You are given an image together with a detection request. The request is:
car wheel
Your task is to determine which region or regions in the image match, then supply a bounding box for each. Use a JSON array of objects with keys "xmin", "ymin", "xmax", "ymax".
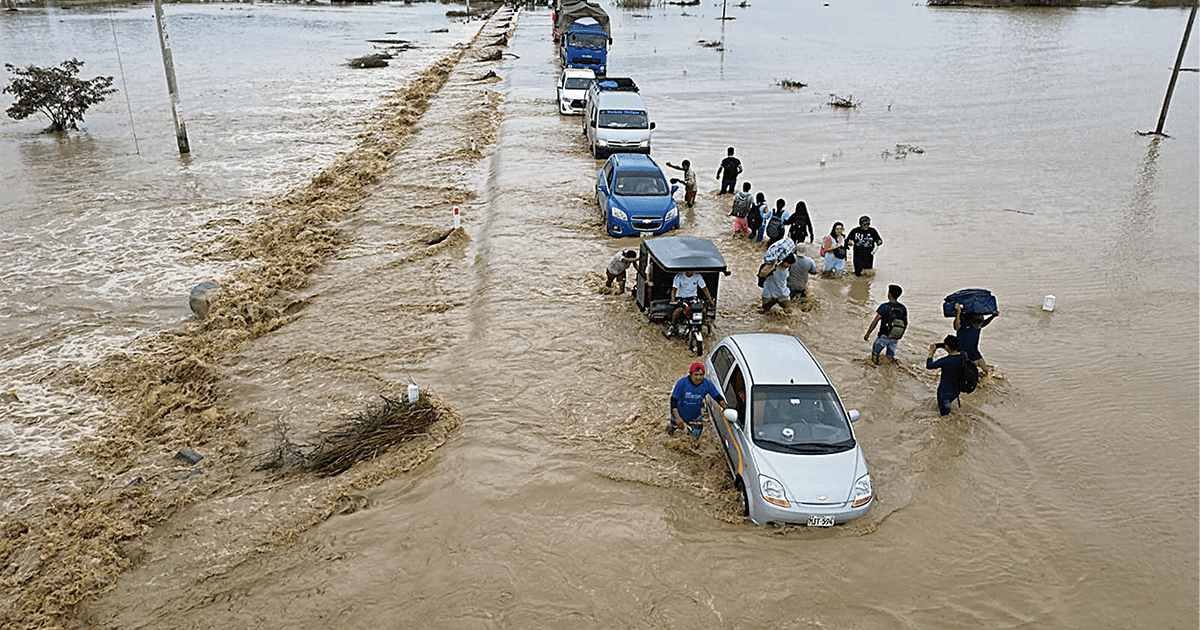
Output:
[{"xmin": 735, "ymin": 479, "xmax": 750, "ymax": 518}]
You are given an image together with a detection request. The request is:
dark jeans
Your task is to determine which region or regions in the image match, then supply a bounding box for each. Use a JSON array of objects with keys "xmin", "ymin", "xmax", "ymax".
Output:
[
  {"xmin": 720, "ymin": 178, "xmax": 738, "ymax": 195},
  {"xmin": 853, "ymin": 247, "xmax": 875, "ymax": 276}
]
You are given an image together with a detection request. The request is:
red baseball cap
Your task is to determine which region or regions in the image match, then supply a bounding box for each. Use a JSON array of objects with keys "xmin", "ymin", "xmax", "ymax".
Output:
[{"xmin": 690, "ymin": 362, "xmax": 705, "ymax": 374}]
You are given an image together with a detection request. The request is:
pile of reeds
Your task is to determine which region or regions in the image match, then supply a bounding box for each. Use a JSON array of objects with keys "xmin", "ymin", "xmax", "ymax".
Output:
[
  {"xmin": 828, "ymin": 93, "xmax": 861, "ymax": 108},
  {"xmin": 254, "ymin": 392, "xmax": 445, "ymax": 477}
]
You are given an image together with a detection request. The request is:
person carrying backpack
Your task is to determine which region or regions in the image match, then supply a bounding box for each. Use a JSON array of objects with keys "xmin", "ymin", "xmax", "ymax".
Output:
[
  {"xmin": 926, "ymin": 334, "xmax": 976, "ymax": 416},
  {"xmin": 747, "ymin": 192, "xmax": 767, "ymax": 242},
  {"xmin": 863, "ymin": 284, "xmax": 908, "ymax": 364},
  {"xmin": 765, "ymin": 198, "xmax": 787, "ymax": 245},
  {"xmin": 729, "ymin": 182, "xmax": 753, "ymax": 236}
]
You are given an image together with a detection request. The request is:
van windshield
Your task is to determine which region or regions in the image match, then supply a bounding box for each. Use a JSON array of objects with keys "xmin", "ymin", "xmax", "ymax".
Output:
[
  {"xmin": 566, "ymin": 32, "xmax": 607, "ymax": 50},
  {"xmin": 613, "ymin": 172, "xmax": 668, "ymax": 196},
  {"xmin": 750, "ymin": 385, "xmax": 854, "ymax": 454},
  {"xmin": 598, "ymin": 110, "xmax": 648, "ymax": 129}
]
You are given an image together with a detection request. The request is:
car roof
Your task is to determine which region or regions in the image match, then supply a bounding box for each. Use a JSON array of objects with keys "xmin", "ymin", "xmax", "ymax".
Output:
[
  {"xmin": 611, "ymin": 153, "xmax": 660, "ymax": 171},
  {"xmin": 594, "ymin": 92, "xmax": 645, "ymax": 109},
  {"xmin": 562, "ymin": 67, "xmax": 595, "ymax": 78},
  {"xmin": 641, "ymin": 236, "xmax": 727, "ymax": 272},
  {"xmin": 724, "ymin": 333, "xmax": 830, "ymax": 386}
]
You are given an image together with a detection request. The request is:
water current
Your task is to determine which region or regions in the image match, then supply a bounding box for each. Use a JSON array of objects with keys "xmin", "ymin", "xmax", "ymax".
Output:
[{"xmin": 1, "ymin": 1, "xmax": 1197, "ymax": 628}]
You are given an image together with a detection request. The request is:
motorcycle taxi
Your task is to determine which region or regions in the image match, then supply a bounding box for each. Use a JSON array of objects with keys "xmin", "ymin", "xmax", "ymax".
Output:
[{"xmin": 634, "ymin": 236, "xmax": 730, "ymax": 356}]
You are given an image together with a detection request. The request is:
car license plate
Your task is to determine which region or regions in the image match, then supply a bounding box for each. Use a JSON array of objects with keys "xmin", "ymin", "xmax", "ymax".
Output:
[
  {"xmin": 807, "ymin": 515, "xmax": 834, "ymax": 527},
  {"xmin": 639, "ymin": 231, "xmax": 654, "ymax": 237}
]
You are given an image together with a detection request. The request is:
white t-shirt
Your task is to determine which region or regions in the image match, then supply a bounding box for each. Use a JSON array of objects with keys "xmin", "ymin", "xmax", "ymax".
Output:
[{"xmin": 672, "ymin": 272, "xmax": 706, "ymax": 298}]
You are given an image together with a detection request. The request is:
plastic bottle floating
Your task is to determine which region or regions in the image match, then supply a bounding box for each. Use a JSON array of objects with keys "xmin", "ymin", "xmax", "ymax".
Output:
[{"xmin": 1042, "ymin": 295, "xmax": 1055, "ymax": 312}]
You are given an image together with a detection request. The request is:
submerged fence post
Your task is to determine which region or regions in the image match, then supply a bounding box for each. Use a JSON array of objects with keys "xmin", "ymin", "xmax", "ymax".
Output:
[
  {"xmin": 1154, "ymin": 2, "xmax": 1197, "ymax": 136},
  {"xmin": 154, "ymin": 0, "xmax": 190, "ymax": 154}
]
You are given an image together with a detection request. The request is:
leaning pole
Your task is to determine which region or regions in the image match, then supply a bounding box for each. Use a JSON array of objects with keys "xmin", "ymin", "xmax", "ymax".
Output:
[
  {"xmin": 154, "ymin": 0, "xmax": 190, "ymax": 154},
  {"xmin": 1154, "ymin": 2, "xmax": 1197, "ymax": 136}
]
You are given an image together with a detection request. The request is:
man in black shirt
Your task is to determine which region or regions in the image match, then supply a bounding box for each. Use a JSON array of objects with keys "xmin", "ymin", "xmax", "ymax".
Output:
[
  {"xmin": 846, "ymin": 215, "xmax": 884, "ymax": 277},
  {"xmin": 715, "ymin": 146, "xmax": 743, "ymax": 195}
]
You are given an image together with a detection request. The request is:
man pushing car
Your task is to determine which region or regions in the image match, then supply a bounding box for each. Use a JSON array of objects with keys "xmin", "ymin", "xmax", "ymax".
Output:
[{"xmin": 668, "ymin": 362, "xmax": 729, "ymax": 439}]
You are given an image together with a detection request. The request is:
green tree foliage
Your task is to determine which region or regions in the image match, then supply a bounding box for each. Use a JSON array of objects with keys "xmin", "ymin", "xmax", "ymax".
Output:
[{"xmin": 3, "ymin": 58, "xmax": 117, "ymax": 132}]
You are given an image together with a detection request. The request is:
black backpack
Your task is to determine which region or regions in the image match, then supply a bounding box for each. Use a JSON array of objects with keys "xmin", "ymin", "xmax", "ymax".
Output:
[
  {"xmin": 957, "ymin": 356, "xmax": 979, "ymax": 394},
  {"xmin": 765, "ymin": 214, "xmax": 783, "ymax": 240},
  {"xmin": 746, "ymin": 206, "xmax": 763, "ymax": 231},
  {"xmin": 882, "ymin": 305, "xmax": 906, "ymax": 340}
]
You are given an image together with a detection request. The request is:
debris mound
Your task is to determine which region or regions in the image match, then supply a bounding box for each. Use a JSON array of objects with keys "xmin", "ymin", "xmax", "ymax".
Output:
[
  {"xmin": 349, "ymin": 53, "xmax": 391, "ymax": 68},
  {"xmin": 255, "ymin": 392, "xmax": 451, "ymax": 477},
  {"xmin": 828, "ymin": 93, "xmax": 861, "ymax": 108}
]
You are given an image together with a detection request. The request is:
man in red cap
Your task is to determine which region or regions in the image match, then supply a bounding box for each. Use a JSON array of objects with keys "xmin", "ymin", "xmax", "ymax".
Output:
[{"xmin": 668, "ymin": 362, "xmax": 729, "ymax": 438}]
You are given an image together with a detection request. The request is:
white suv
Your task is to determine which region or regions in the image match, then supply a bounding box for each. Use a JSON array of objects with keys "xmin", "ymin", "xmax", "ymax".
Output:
[{"xmin": 557, "ymin": 67, "xmax": 595, "ymax": 115}]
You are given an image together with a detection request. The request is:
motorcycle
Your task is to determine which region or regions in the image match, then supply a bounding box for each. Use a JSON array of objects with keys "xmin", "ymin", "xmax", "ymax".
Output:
[{"xmin": 665, "ymin": 297, "xmax": 712, "ymax": 356}]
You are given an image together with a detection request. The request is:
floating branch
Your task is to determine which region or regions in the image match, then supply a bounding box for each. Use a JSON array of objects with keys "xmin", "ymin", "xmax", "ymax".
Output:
[
  {"xmin": 697, "ymin": 39, "xmax": 725, "ymax": 50},
  {"xmin": 777, "ymin": 79, "xmax": 807, "ymax": 90}
]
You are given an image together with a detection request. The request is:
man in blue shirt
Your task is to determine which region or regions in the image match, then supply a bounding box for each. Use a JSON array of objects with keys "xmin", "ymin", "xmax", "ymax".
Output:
[
  {"xmin": 669, "ymin": 362, "xmax": 729, "ymax": 438},
  {"xmin": 863, "ymin": 284, "xmax": 908, "ymax": 365},
  {"xmin": 926, "ymin": 335, "xmax": 966, "ymax": 416},
  {"xmin": 953, "ymin": 302, "xmax": 999, "ymax": 375}
]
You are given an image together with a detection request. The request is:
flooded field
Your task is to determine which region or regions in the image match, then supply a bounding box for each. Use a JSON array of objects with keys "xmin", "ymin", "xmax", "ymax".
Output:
[{"xmin": 1, "ymin": 1, "xmax": 1197, "ymax": 628}]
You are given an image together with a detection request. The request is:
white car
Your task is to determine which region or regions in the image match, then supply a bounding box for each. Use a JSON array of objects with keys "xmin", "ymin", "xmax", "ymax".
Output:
[
  {"xmin": 704, "ymin": 334, "xmax": 873, "ymax": 526},
  {"xmin": 556, "ymin": 67, "xmax": 595, "ymax": 115}
]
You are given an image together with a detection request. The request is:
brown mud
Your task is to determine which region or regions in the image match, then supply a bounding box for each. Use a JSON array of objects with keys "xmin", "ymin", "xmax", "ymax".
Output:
[{"xmin": 0, "ymin": 8, "xmax": 514, "ymax": 629}]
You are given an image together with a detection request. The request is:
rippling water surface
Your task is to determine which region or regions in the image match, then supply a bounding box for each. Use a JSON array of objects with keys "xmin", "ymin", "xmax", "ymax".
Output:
[{"xmin": 2, "ymin": 1, "xmax": 1197, "ymax": 628}]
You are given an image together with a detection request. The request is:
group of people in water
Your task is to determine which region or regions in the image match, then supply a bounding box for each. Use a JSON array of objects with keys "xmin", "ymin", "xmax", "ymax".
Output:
[{"xmin": 605, "ymin": 148, "xmax": 1000, "ymax": 418}]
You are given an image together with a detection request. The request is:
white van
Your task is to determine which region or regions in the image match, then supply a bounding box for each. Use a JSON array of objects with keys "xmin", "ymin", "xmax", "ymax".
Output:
[{"xmin": 582, "ymin": 78, "xmax": 654, "ymax": 159}]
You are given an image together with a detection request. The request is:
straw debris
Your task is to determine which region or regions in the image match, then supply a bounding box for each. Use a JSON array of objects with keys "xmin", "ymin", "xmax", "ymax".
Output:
[{"xmin": 254, "ymin": 392, "xmax": 451, "ymax": 477}]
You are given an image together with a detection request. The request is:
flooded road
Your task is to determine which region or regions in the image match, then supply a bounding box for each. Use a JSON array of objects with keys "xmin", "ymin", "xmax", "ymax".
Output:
[{"xmin": 2, "ymin": 1, "xmax": 1197, "ymax": 628}]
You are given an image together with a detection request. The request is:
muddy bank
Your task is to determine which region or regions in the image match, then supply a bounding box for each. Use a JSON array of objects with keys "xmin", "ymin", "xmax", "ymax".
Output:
[{"xmin": 0, "ymin": 8, "xmax": 516, "ymax": 629}]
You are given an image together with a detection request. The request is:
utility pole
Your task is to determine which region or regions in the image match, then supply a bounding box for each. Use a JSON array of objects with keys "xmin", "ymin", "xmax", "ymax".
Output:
[
  {"xmin": 1153, "ymin": 2, "xmax": 1197, "ymax": 136},
  {"xmin": 154, "ymin": 0, "xmax": 190, "ymax": 154}
]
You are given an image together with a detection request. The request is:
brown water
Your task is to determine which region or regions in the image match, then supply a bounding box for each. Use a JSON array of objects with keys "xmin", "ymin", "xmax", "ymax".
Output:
[{"xmin": 2, "ymin": 2, "xmax": 1197, "ymax": 629}]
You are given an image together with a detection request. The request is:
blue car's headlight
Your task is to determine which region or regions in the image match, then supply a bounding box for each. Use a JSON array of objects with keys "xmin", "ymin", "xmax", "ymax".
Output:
[
  {"xmin": 610, "ymin": 207, "xmax": 628, "ymax": 222},
  {"xmin": 759, "ymin": 475, "xmax": 790, "ymax": 508},
  {"xmin": 665, "ymin": 207, "xmax": 678, "ymax": 221},
  {"xmin": 852, "ymin": 473, "xmax": 873, "ymax": 508}
]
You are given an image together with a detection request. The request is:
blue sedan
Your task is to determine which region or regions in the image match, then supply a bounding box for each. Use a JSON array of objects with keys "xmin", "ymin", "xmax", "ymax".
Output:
[{"xmin": 595, "ymin": 153, "xmax": 680, "ymax": 237}]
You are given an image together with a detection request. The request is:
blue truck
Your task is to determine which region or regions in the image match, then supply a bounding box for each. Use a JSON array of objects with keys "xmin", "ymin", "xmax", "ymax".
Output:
[{"xmin": 554, "ymin": 0, "xmax": 611, "ymax": 76}]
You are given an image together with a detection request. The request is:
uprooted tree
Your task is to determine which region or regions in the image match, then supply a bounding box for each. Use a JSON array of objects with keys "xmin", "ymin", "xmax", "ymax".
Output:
[{"xmin": 3, "ymin": 58, "xmax": 116, "ymax": 132}]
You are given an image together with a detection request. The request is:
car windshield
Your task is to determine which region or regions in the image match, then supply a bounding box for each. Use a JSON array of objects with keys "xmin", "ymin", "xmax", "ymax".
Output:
[
  {"xmin": 598, "ymin": 110, "xmax": 648, "ymax": 129},
  {"xmin": 563, "ymin": 77, "xmax": 592, "ymax": 90},
  {"xmin": 750, "ymin": 385, "xmax": 854, "ymax": 454},
  {"xmin": 566, "ymin": 32, "xmax": 606, "ymax": 50},
  {"xmin": 613, "ymin": 172, "xmax": 668, "ymax": 196}
]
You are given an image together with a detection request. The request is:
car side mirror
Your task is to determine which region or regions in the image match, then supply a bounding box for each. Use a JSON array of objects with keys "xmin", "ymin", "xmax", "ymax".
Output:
[
  {"xmin": 597, "ymin": 182, "xmax": 608, "ymax": 194},
  {"xmin": 649, "ymin": 121, "xmax": 656, "ymax": 130},
  {"xmin": 847, "ymin": 409, "xmax": 860, "ymax": 423},
  {"xmin": 670, "ymin": 184, "xmax": 679, "ymax": 196},
  {"xmin": 723, "ymin": 408, "xmax": 739, "ymax": 423},
  {"xmin": 590, "ymin": 118, "xmax": 597, "ymax": 128}
]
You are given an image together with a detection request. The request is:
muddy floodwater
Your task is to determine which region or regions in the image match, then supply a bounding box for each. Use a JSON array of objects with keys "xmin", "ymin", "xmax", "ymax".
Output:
[{"xmin": 1, "ymin": 1, "xmax": 1197, "ymax": 628}]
